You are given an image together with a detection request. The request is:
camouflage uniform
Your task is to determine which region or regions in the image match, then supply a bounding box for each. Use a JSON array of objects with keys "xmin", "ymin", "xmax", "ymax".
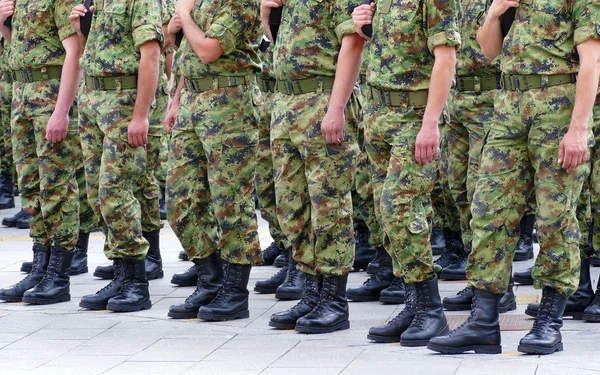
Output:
[
  {"xmin": 445, "ymin": 0, "xmax": 500, "ymax": 251},
  {"xmin": 166, "ymin": 0, "xmax": 263, "ymax": 264},
  {"xmin": 9, "ymin": 0, "xmax": 81, "ymax": 249},
  {"xmin": 363, "ymin": 0, "xmax": 460, "ymax": 284},
  {"xmin": 433, "ymin": 126, "xmax": 461, "ymax": 233},
  {"xmin": 270, "ymin": 0, "xmax": 360, "ymax": 277},
  {"xmin": 78, "ymin": 0, "xmax": 163, "ymax": 259},
  {"xmin": 255, "ymin": 45, "xmax": 290, "ymax": 252},
  {"xmin": 466, "ymin": 0, "xmax": 600, "ymax": 295},
  {"xmin": 0, "ymin": 38, "xmax": 14, "ymax": 185},
  {"xmin": 593, "ymin": 97, "xmax": 600, "ymax": 253}
]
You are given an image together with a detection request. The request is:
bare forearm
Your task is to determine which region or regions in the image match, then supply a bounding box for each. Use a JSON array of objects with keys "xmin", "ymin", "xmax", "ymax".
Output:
[
  {"xmin": 0, "ymin": 26, "xmax": 11, "ymax": 43},
  {"xmin": 328, "ymin": 34, "xmax": 364, "ymax": 112},
  {"xmin": 54, "ymin": 51, "xmax": 82, "ymax": 116},
  {"xmin": 423, "ymin": 49, "xmax": 455, "ymax": 124},
  {"xmin": 179, "ymin": 13, "xmax": 222, "ymax": 63},
  {"xmin": 570, "ymin": 58, "xmax": 600, "ymax": 130},
  {"xmin": 172, "ymin": 75, "xmax": 184, "ymax": 105},
  {"xmin": 133, "ymin": 43, "xmax": 160, "ymax": 120},
  {"xmin": 477, "ymin": 15, "xmax": 503, "ymax": 62}
]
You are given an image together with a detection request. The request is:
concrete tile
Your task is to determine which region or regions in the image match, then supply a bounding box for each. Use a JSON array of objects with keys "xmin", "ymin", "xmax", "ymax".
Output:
[
  {"xmin": 270, "ymin": 344, "xmax": 364, "ymax": 368},
  {"xmin": 262, "ymin": 369, "xmax": 343, "ymax": 375},
  {"xmin": 182, "ymin": 360, "xmax": 265, "ymax": 374},
  {"xmin": 129, "ymin": 338, "xmax": 229, "ymax": 362},
  {"xmin": 103, "ymin": 361, "xmax": 196, "ymax": 374},
  {"xmin": 28, "ymin": 355, "xmax": 128, "ymax": 375}
]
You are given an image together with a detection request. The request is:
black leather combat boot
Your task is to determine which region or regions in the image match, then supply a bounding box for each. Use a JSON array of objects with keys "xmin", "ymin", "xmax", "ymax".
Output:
[
  {"xmin": 20, "ymin": 261, "xmax": 33, "ymax": 273},
  {"xmin": 106, "ymin": 258, "xmax": 152, "ymax": 312},
  {"xmin": 400, "ymin": 275, "xmax": 449, "ymax": 347},
  {"xmin": 353, "ymin": 221, "xmax": 375, "ymax": 272},
  {"xmin": 179, "ymin": 250, "xmax": 189, "ymax": 261},
  {"xmin": 367, "ymin": 285, "xmax": 416, "ymax": 342},
  {"xmin": 70, "ymin": 232, "xmax": 90, "ymax": 275},
  {"xmin": 23, "ymin": 246, "xmax": 75, "ymax": 304},
  {"xmin": 444, "ymin": 284, "xmax": 516, "ymax": 314},
  {"xmin": 347, "ymin": 250, "xmax": 394, "ymax": 301},
  {"xmin": 0, "ymin": 174, "xmax": 15, "ymax": 209},
  {"xmin": 254, "ymin": 251, "xmax": 289, "ymax": 294},
  {"xmin": 159, "ymin": 186, "xmax": 167, "ymax": 220},
  {"xmin": 379, "ymin": 277, "xmax": 406, "ymax": 304},
  {"xmin": 440, "ymin": 251, "xmax": 468, "ymax": 280},
  {"xmin": 80, "ymin": 259, "xmax": 125, "ymax": 310},
  {"xmin": 276, "ymin": 251, "xmax": 305, "ymax": 300},
  {"xmin": 518, "ymin": 287, "xmax": 568, "ymax": 354},
  {"xmin": 366, "ymin": 246, "xmax": 386, "ymax": 275},
  {"xmin": 0, "ymin": 244, "xmax": 50, "ymax": 302},
  {"xmin": 525, "ymin": 257, "xmax": 593, "ymax": 320},
  {"xmin": 2, "ymin": 208, "xmax": 28, "ymax": 228},
  {"xmin": 428, "ymin": 288, "xmax": 502, "ymax": 354},
  {"xmin": 514, "ymin": 266, "xmax": 534, "ymax": 285},
  {"xmin": 514, "ymin": 214, "xmax": 535, "ymax": 261},
  {"xmin": 143, "ymin": 230, "xmax": 163, "ymax": 280},
  {"xmin": 273, "ymin": 252, "xmax": 286, "ymax": 268},
  {"xmin": 295, "ymin": 274, "xmax": 350, "ymax": 334},
  {"xmin": 171, "ymin": 265, "xmax": 199, "ymax": 287},
  {"xmin": 270, "ymin": 273, "xmax": 322, "ymax": 329},
  {"xmin": 169, "ymin": 253, "xmax": 224, "ymax": 319},
  {"xmin": 434, "ymin": 229, "xmax": 464, "ymax": 269},
  {"xmin": 197, "ymin": 262, "xmax": 252, "ymax": 321},
  {"xmin": 430, "ymin": 226, "xmax": 446, "ymax": 256},
  {"xmin": 262, "ymin": 242, "xmax": 283, "ymax": 266}
]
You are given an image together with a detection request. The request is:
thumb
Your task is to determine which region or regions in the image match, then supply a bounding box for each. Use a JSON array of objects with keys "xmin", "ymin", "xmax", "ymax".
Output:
[{"xmin": 558, "ymin": 139, "xmax": 564, "ymax": 163}]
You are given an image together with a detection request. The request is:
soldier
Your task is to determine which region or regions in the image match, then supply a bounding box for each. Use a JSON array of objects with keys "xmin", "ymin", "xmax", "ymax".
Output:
[
  {"xmin": 0, "ymin": 0, "xmax": 82, "ymax": 305},
  {"xmin": 262, "ymin": 0, "xmax": 363, "ymax": 333},
  {"xmin": 352, "ymin": 0, "xmax": 460, "ymax": 345},
  {"xmin": 69, "ymin": 0, "xmax": 163, "ymax": 312},
  {"xmin": 165, "ymin": 0, "xmax": 263, "ymax": 321},
  {"xmin": 253, "ymin": 37, "xmax": 305, "ymax": 300},
  {"xmin": 428, "ymin": 0, "xmax": 600, "ymax": 355}
]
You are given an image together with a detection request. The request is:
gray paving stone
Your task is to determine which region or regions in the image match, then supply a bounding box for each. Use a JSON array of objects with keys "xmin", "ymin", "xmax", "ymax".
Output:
[{"xmin": 103, "ymin": 361, "xmax": 196, "ymax": 374}]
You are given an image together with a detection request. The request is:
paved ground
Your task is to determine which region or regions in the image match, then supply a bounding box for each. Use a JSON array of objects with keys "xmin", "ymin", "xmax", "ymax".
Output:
[{"xmin": 1, "ymin": 201, "xmax": 600, "ymax": 375}]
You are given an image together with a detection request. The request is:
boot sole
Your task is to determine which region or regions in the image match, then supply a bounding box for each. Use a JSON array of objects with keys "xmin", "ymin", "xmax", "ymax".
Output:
[
  {"xmin": 427, "ymin": 342, "xmax": 502, "ymax": 354},
  {"xmin": 168, "ymin": 310, "xmax": 199, "ymax": 319},
  {"xmin": 19, "ymin": 267, "xmax": 32, "ymax": 274},
  {"xmin": 379, "ymin": 296, "xmax": 406, "ymax": 304},
  {"xmin": 254, "ymin": 286, "xmax": 279, "ymax": 294},
  {"xmin": 23, "ymin": 294, "xmax": 70, "ymax": 305},
  {"xmin": 513, "ymin": 276, "xmax": 534, "ymax": 285},
  {"xmin": 347, "ymin": 294, "xmax": 381, "ymax": 302},
  {"xmin": 366, "ymin": 266, "xmax": 379, "ymax": 275},
  {"xmin": 79, "ymin": 301, "xmax": 108, "ymax": 310},
  {"xmin": 197, "ymin": 309, "xmax": 250, "ymax": 321},
  {"xmin": 295, "ymin": 320, "xmax": 350, "ymax": 334},
  {"xmin": 401, "ymin": 325, "xmax": 449, "ymax": 347},
  {"xmin": 93, "ymin": 270, "xmax": 114, "ymax": 280},
  {"xmin": 517, "ymin": 342, "xmax": 563, "ymax": 354},
  {"xmin": 0, "ymin": 203, "xmax": 15, "ymax": 209},
  {"xmin": 438, "ymin": 273, "xmax": 467, "ymax": 281},
  {"xmin": 179, "ymin": 253, "xmax": 189, "ymax": 261},
  {"xmin": 499, "ymin": 301, "xmax": 517, "ymax": 314},
  {"xmin": 525, "ymin": 308, "xmax": 584, "ymax": 320},
  {"xmin": 275, "ymin": 291, "xmax": 303, "ymax": 300},
  {"xmin": 442, "ymin": 302, "xmax": 471, "ymax": 311},
  {"xmin": 2, "ymin": 222, "xmax": 16, "ymax": 227},
  {"xmin": 0, "ymin": 295, "xmax": 23, "ymax": 302},
  {"xmin": 582, "ymin": 313, "xmax": 600, "ymax": 322},
  {"xmin": 70, "ymin": 267, "xmax": 89, "ymax": 276},
  {"xmin": 513, "ymin": 253, "xmax": 534, "ymax": 261},
  {"xmin": 147, "ymin": 271, "xmax": 164, "ymax": 280},
  {"xmin": 171, "ymin": 279, "xmax": 198, "ymax": 287},
  {"xmin": 273, "ymin": 260, "xmax": 286, "ymax": 268},
  {"xmin": 107, "ymin": 300, "xmax": 152, "ymax": 312},
  {"xmin": 367, "ymin": 334, "xmax": 400, "ymax": 343},
  {"xmin": 269, "ymin": 320, "xmax": 296, "ymax": 330},
  {"xmin": 16, "ymin": 222, "xmax": 30, "ymax": 229}
]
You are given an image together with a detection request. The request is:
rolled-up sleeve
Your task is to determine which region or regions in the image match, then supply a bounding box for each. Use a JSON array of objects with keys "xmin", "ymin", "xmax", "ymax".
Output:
[
  {"xmin": 132, "ymin": 0, "xmax": 164, "ymax": 49},
  {"xmin": 425, "ymin": 0, "xmax": 461, "ymax": 54}
]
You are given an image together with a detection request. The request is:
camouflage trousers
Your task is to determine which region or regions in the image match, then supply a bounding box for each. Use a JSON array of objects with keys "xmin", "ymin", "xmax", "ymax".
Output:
[
  {"xmin": 352, "ymin": 124, "xmax": 384, "ymax": 247},
  {"xmin": 255, "ymin": 90, "xmax": 290, "ymax": 251},
  {"xmin": 167, "ymin": 85, "xmax": 262, "ymax": 265},
  {"xmin": 149, "ymin": 85, "xmax": 169, "ymax": 188},
  {"xmin": 271, "ymin": 90, "xmax": 360, "ymax": 276},
  {"xmin": 78, "ymin": 86, "xmax": 150, "ymax": 259},
  {"xmin": 432, "ymin": 124, "xmax": 461, "ymax": 232},
  {"xmin": 12, "ymin": 79, "xmax": 80, "ymax": 249},
  {"xmin": 446, "ymin": 89, "xmax": 495, "ymax": 250},
  {"xmin": 591, "ymin": 99, "xmax": 600, "ymax": 253},
  {"xmin": 0, "ymin": 78, "xmax": 14, "ymax": 179},
  {"xmin": 365, "ymin": 100, "xmax": 438, "ymax": 284},
  {"xmin": 467, "ymin": 84, "xmax": 591, "ymax": 296}
]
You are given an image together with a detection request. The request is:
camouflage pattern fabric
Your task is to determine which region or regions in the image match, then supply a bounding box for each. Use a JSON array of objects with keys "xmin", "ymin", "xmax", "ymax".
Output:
[
  {"xmin": 78, "ymin": 87, "xmax": 149, "ymax": 259},
  {"xmin": 466, "ymin": 86, "xmax": 592, "ymax": 296},
  {"xmin": 0, "ymin": 78, "xmax": 13, "ymax": 180},
  {"xmin": 271, "ymin": 91, "xmax": 360, "ymax": 276},
  {"xmin": 167, "ymin": 85, "xmax": 262, "ymax": 264},
  {"xmin": 12, "ymin": 80, "xmax": 80, "ymax": 249},
  {"xmin": 362, "ymin": 0, "xmax": 460, "ymax": 282},
  {"xmin": 433, "ymin": 125, "xmax": 461, "ymax": 233},
  {"xmin": 255, "ymin": 88, "xmax": 291, "ymax": 252}
]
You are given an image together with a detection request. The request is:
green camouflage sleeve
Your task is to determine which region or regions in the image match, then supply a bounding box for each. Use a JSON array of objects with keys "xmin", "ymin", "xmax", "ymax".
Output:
[
  {"xmin": 132, "ymin": 0, "xmax": 165, "ymax": 50},
  {"xmin": 55, "ymin": 0, "xmax": 78, "ymax": 41},
  {"xmin": 162, "ymin": 0, "xmax": 175, "ymax": 26},
  {"xmin": 205, "ymin": 0, "xmax": 258, "ymax": 55},
  {"xmin": 572, "ymin": 0, "xmax": 600, "ymax": 45},
  {"xmin": 333, "ymin": 0, "xmax": 358, "ymax": 43},
  {"xmin": 424, "ymin": 0, "xmax": 461, "ymax": 54}
]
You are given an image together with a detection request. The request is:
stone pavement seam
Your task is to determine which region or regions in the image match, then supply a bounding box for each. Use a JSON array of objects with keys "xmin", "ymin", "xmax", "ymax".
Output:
[{"xmin": 257, "ymin": 340, "xmax": 302, "ymax": 374}]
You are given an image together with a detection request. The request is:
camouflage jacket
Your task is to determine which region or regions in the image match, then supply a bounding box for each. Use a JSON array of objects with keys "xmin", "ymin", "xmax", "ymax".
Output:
[
  {"xmin": 367, "ymin": 0, "xmax": 461, "ymax": 91},
  {"xmin": 9, "ymin": 0, "xmax": 77, "ymax": 70},
  {"xmin": 0, "ymin": 38, "xmax": 9, "ymax": 73},
  {"xmin": 259, "ymin": 40, "xmax": 274, "ymax": 80},
  {"xmin": 456, "ymin": 0, "xmax": 499, "ymax": 77},
  {"xmin": 500, "ymin": 0, "xmax": 600, "ymax": 75},
  {"xmin": 178, "ymin": 0, "xmax": 261, "ymax": 78},
  {"xmin": 81, "ymin": 0, "xmax": 164, "ymax": 77},
  {"xmin": 272, "ymin": 0, "xmax": 357, "ymax": 80}
]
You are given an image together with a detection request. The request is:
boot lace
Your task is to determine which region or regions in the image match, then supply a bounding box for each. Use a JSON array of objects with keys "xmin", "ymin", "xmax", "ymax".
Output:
[
  {"xmin": 530, "ymin": 290, "xmax": 556, "ymax": 335},
  {"xmin": 455, "ymin": 286, "xmax": 472, "ymax": 297},
  {"xmin": 35, "ymin": 252, "xmax": 63, "ymax": 289},
  {"xmin": 309, "ymin": 282, "xmax": 331, "ymax": 315},
  {"xmin": 410, "ymin": 286, "xmax": 431, "ymax": 329},
  {"xmin": 387, "ymin": 288, "xmax": 415, "ymax": 326},
  {"xmin": 96, "ymin": 262, "xmax": 125, "ymax": 295},
  {"xmin": 184, "ymin": 265, "xmax": 210, "ymax": 303},
  {"xmin": 209, "ymin": 266, "xmax": 238, "ymax": 307}
]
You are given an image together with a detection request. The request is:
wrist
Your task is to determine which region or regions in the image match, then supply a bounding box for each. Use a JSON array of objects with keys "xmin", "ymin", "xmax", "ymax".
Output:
[{"xmin": 327, "ymin": 105, "xmax": 345, "ymax": 114}]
